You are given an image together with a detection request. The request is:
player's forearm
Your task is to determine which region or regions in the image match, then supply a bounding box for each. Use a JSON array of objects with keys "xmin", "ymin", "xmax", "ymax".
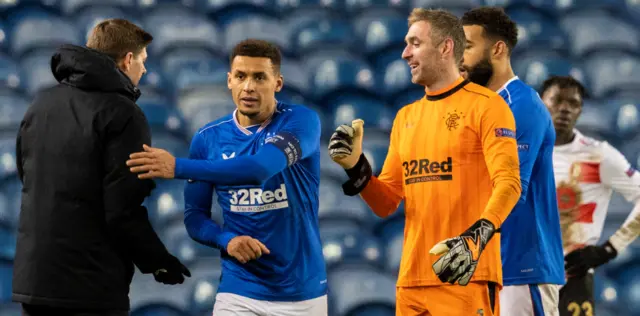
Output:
[
  {"xmin": 480, "ymin": 177, "xmax": 522, "ymax": 228},
  {"xmin": 184, "ymin": 209, "xmax": 236, "ymax": 250},
  {"xmin": 175, "ymin": 145, "xmax": 287, "ymax": 185},
  {"xmin": 609, "ymin": 201, "xmax": 640, "ymax": 251},
  {"xmin": 360, "ymin": 177, "xmax": 403, "ymax": 218}
]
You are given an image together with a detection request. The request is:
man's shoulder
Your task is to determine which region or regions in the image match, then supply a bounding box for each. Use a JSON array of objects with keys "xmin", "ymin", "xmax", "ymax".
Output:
[
  {"xmin": 196, "ymin": 113, "xmax": 235, "ymax": 137},
  {"xmin": 461, "ymin": 81, "xmax": 498, "ymax": 100}
]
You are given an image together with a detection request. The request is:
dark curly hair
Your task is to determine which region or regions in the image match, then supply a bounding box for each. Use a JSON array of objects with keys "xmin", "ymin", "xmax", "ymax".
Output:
[
  {"xmin": 230, "ymin": 39, "xmax": 282, "ymax": 74},
  {"xmin": 461, "ymin": 7, "xmax": 519, "ymax": 55},
  {"xmin": 540, "ymin": 75, "xmax": 587, "ymax": 100}
]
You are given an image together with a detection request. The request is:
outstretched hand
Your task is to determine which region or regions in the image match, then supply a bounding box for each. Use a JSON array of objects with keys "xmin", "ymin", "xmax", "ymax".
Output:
[{"xmin": 127, "ymin": 144, "xmax": 176, "ymax": 179}]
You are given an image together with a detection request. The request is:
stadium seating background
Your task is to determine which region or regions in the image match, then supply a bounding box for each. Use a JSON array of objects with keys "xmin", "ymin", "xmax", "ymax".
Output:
[{"xmin": 1, "ymin": 0, "xmax": 640, "ymax": 315}]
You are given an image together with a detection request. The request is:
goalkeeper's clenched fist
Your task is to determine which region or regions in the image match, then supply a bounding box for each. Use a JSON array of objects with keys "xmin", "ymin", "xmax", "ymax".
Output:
[
  {"xmin": 430, "ymin": 219, "xmax": 496, "ymax": 286},
  {"xmin": 328, "ymin": 119, "xmax": 374, "ymax": 196}
]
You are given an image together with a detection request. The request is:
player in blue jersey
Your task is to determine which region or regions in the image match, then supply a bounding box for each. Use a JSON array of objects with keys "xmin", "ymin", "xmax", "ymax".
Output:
[
  {"xmin": 125, "ymin": 39, "xmax": 328, "ymax": 315},
  {"xmin": 460, "ymin": 7, "xmax": 565, "ymax": 315}
]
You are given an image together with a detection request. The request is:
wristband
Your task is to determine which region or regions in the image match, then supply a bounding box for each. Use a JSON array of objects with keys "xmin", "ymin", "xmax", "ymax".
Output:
[{"xmin": 341, "ymin": 154, "xmax": 372, "ymax": 196}]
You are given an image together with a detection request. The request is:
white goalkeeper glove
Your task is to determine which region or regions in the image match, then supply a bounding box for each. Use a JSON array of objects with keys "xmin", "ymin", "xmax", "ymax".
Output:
[{"xmin": 430, "ymin": 219, "xmax": 496, "ymax": 286}]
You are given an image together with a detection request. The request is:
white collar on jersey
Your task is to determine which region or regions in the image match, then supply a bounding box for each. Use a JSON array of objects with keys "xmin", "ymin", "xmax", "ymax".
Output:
[
  {"xmin": 232, "ymin": 99, "xmax": 279, "ymax": 135},
  {"xmin": 496, "ymin": 76, "xmax": 520, "ymax": 94}
]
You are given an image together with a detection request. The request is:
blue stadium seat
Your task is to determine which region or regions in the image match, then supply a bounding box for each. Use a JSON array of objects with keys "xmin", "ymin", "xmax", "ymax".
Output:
[
  {"xmin": 584, "ymin": 52, "xmax": 640, "ymax": 98},
  {"xmin": 0, "ymin": 179, "xmax": 21, "ymax": 227},
  {"xmin": 411, "ymin": 0, "xmax": 479, "ymax": 10},
  {"xmin": 138, "ymin": 96, "xmax": 186, "ymax": 136},
  {"xmin": 574, "ymin": 100, "xmax": 612, "ymax": 139},
  {"xmin": 328, "ymin": 93, "xmax": 394, "ymax": 132},
  {"xmin": 628, "ymin": 1, "xmax": 640, "ymax": 28},
  {"xmin": 609, "ymin": 99, "xmax": 640, "ymax": 140},
  {"xmin": 320, "ymin": 223, "xmax": 383, "ymax": 269},
  {"xmin": 0, "ymin": 226, "xmax": 15, "ymax": 261},
  {"xmin": 147, "ymin": 179, "xmax": 186, "ymax": 228},
  {"xmin": 60, "ymin": 0, "xmax": 135, "ymax": 15},
  {"xmin": 392, "ymin": 88, "xmax": 424, "ymax": 110},
  {"xmin": 75, "ymin": 6, "xmax": 138, "ymax": 43},
  {"xmin": 347, "ymin": 305, "xmax": 395, "ymax": 316},
  {"xmin": 319, "ymin": 177, "xmax": 371, "ymax": 227},
  {"xmin": 143, "ymin": 8, "xmax": 223, "ymax": 57},
  {"xmin": 353, "ymin": 11, "xmax": 407, "ymax": 57},
  {"xmin": 223, "ymin": 14, "xmax": 289, "ymax": 55},
  {"xmin": 328, "ymin": 265, "xmax": 396, "ymax": 316},
  {"xmin": 161, "ymin": 48, "xmax": 218, "ymax": 77},
  {"xmin": 508, "ymin": 8, "xmax": 569, "ymax": 56},
  {"xmin": 483, "ymin": 0, "xmax": 558, "ymax": 15},
  {"xmin": 172, "ymin": 58, "xmax": 228, "ymax": 94},
  {"xmin": 0, "ymin": 138, "xmax": 18, "ymax": 181},
  {"xmin": 137, "ymin": 0, "xmax": 197, "ymax": 11},
  {"xmin": 6, "ymin": 0, "xmax": 62, "ymax": 12},
  {"xmin": 138, "ymin": 62, "xmax": 168, "ymax": 96},
  {"xmin": 556, "ymin": 0, "xmax": 627, "ymax": 15},
  {"xmin": 162, "ymin": 222, "xmax": 220, "ymax": 266},
  {"xmin": 0, "ymin": 55, "xmax": 20, "ymax": 92},
  {"xmin": 373, "ymin": 49, "xmax": 414, "ymax": 100},
  {"xmin": 307, "ymin": 56, "xmax": 377, "ymax": 102},
  {"xmin": 280, "ymin": 58, "xmax": 309, "ymax": 96},
  {"xmin": 0, "ymin": 191, "xmax": 10, "ymax": 228},
  {"xmin": 196, "ymin": 0, "xmax": 277, "ymax": 24},
  {"xmin": 376, "ymin": 215, "xmax": 404, "ymax": 274},
  {"xmin": 345, "ymin": 0, "xmax": 408, "ymax": 15},
  {"xmin": 0, "ymin": 91, "xmax": 28, "ymax": 132},
  {"xmin": 512, "ymin": 52, "xmax": 588, "ymax": 91},
  {"xmin": 275, "ymin": 89, "xmax": 308, "ymax": 106},
  {"xmin": 177, "ymin": 86, "xmax": 236, "ymax": 135},
  {"xmin": 362, "ymin": 133, "xmax": 391, "ymax": 175},
  {"xmin": 290, "ymin": 19, "xmax": 354, "ymax": 56},
  {"xmin": 20, "ymin": 50, "xmax": 58, "ymax": 96},
  {"xmin": 130, "ymin": 303, "xmax": 187, "ymax": 316},
  {"xmin": 8, "ymin": 9, "xmax": 81, "ymax": 58},
  {"xmin": 0, "ymin": 303, "xmax": 21, "ymax": 316},
  {"xmin": 0, "ymin": 261, "xmax": 13, "ymax": 303},
  {"xmin": 188, "ymin": 275, "xmax": 221, "ymax": 316},
  {"xmin": 0, "ymin": 22, "xmax": 8, "ymax": 54},
  {"xmin": 320, "ymin": 150, "xmax": 349, "ymax": 181},
  {"xmin": 560, "ymin": 12, "xmax": 640, "ymax": 58},
  {"xmin": 613, "ymin": 266, "xmax": 640, "ymax": 313},
  {"xmin": 275, "ymin": 0, "xmax": 343, "ymax": 16}
]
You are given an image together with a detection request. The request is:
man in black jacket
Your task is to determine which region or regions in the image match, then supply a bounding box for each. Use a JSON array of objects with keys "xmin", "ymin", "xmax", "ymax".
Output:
[{"xmin": 13, "ymin": 19, "xmax": 190, "ymax": 316}]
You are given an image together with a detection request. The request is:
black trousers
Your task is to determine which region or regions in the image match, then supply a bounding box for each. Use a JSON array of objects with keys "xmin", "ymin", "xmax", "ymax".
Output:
[{"xmin": 22, "ymin": 304, "xmax": 129, "ymax": 316}]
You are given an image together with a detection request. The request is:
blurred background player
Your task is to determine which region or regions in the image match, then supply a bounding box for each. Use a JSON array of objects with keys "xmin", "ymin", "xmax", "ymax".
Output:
[
  {"xmin": 328, "ymin": 8, "xmax": 521, "ymax": 316},
  {"xmin": 460, "ymin": 7, "xmax": 565, "ymax": 316},
  {"xmin": 540, "ymin": 75, "xmax": 640, "ymax": 316},
  {"xmin": 125, "ymin": 39, "xmax": 328, "ymax": 315},
  {"xmin": 13, "ymin": 19, "xmax": 190, "ymax": 316}
]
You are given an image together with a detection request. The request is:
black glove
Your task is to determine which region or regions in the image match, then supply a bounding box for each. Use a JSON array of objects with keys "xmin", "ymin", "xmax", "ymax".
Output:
[
  {"xmin": 430, "ymin": 219, "xmax": 496, "ymax": 286},
  {"xmin": 153, "ymin": 255, "xmax": 192, "ymax": 285},
  {"xmin": 564, "ymin": 241, "xmax": 617, "ymax": 277}
]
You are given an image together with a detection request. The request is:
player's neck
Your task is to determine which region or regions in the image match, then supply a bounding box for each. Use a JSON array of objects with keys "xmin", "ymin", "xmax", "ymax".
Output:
[
  {"xmin": 487, "ymin": 62, "xmax": 516, "ymax": 92},
  {"xmin": 236, "ymin": 102, "xmax": 276, "ymax": 127},
  {"xmin": 424, "ymin": 65, "xmax": 461, "ymax": 94},
  {"xmin": 556, "ymin": 131, "xmax": 576, "ymax": 146}
]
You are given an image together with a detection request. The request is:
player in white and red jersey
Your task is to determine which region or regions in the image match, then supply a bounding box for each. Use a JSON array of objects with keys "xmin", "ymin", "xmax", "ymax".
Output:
[{"xmin": 541, "ymin": 75, "xmax": 640, "ymax": 316}]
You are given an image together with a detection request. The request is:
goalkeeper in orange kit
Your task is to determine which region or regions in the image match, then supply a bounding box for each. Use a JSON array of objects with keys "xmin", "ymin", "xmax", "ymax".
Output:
[{"xmin": 328, "ymin": 9, "xmax": 522, "ymax": 316}]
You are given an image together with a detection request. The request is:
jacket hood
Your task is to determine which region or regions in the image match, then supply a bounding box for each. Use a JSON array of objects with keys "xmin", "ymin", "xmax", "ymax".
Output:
[{"xmin": 51, "ymin": 44, "xmax": 141, "ymax": 101}]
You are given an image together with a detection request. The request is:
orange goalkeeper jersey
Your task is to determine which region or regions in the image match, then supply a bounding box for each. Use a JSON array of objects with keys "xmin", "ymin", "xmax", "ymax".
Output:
[{"xmin": 360, "ymin": 77, "xmax": 521, "ymax": 288}]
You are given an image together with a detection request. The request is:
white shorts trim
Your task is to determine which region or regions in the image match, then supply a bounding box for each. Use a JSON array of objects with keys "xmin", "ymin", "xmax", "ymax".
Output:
[
  {"xmin": 500, "ymin": 284, "xmax": 560, "ymax": 316},
  {"xmin": 212, "ymin": 293, "xmax": 328, "ymax": 316}
]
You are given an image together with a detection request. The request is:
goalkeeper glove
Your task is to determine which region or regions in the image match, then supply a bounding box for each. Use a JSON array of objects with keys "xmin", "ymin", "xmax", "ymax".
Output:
[
  {"xmin": 328, "ymin": 119, "xmax": 372, "ymax": 196},
  {"xmin": 430, "ymin": 219, "xmax": 496, "ymax": 286},
  {"xmin": 328, "ymin": 119, "xmax": 364, "ymax": 169},
  {"xmin": 564, "ymin": 241, "xmax": 617, "ymax": 277}
]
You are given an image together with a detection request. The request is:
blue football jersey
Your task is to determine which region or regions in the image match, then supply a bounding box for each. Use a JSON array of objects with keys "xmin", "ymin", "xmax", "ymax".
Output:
[
  {"xmin": 182, "ymin": 101, "xmax": 327, "ymax": 301},
  {"xmin": 498, "ymin": 77, "xmax": 565, "ymax": 286}
]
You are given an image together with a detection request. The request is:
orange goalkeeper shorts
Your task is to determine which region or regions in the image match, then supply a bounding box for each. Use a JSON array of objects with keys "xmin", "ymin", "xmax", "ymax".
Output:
[{"xmin": 396, "ymin": 281, "xmax": 500, "ymax": 316}]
